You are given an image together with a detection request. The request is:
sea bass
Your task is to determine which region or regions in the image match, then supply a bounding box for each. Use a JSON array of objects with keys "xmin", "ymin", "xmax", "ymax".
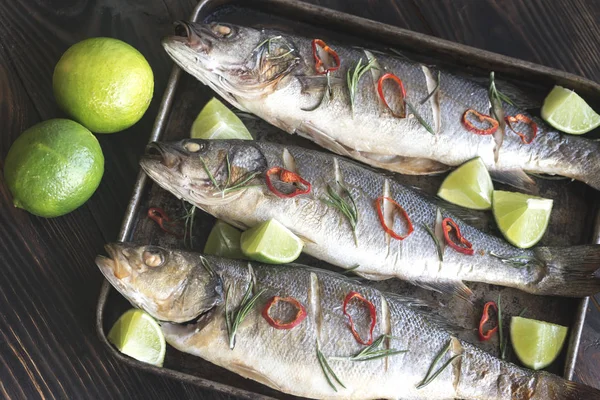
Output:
[
  {"xmin": 96, "ymin": 243, "xmax": 600, "ymax": 400},
  {"xmin": 140, "ymin": 139, "xmax": 600, "ymax": 297},
  {"xmin": 162, "ymin": 21, "xmax": 600, "ymax": 190}
]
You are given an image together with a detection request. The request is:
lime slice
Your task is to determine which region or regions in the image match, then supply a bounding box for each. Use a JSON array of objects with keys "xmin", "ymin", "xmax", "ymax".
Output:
[
  {"xmin": 492, "ymin": 190, "xmax": 553, "ymax": 249},
  {"xmin": 510, "ymin": 316, "xmax": 568, "ymax": 370},
  {"xmin": 541, "ymin": 86, "xmax": 600, "ymax": 134},
  {"xmin": 191, "ymin": 98, "xmax": 253, "ymax": 140},
  {"xmin": 204, "ymin": 220, "xmax": 247, "ymax": 259},
  {"xmin": 437, "ymin": 157, "xmax": 493, "ymax": 210},
  {"xmin": 107, "ymin": 309, "xmax": 166, "ymax": 367},
  {"xmin": 240, "ymin": 219, "xmax": 303, "ymax": 264}
]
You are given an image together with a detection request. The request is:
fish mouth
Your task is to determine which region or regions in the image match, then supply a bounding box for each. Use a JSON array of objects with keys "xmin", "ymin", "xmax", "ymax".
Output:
[
  {"xmin": 145, "ymin": 142, "xmax": 183, "ymax": 170},
  {"xmin": 96, "ymin": 243, "xmax": 134, "ymax": 281}
]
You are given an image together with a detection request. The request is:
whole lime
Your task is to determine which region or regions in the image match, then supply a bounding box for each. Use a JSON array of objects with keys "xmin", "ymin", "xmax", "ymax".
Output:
[
  {"xmin": 4, "ymin": 119, "xmax": 104, "ymax": 218},
  {"xmin": 53, "ymin": 38, "xmax": 154, "ymax": 134}
]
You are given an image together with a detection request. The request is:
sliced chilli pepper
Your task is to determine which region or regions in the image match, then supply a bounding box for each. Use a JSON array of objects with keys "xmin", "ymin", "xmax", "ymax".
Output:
[
  {"xmin": 374, "ymin": 196, "xmax": 414, "ymax": 240},
  {"xmin": 505, "ymin": 114, "xmax": 538, "ymax": 144},
  {"xmin": 377, "ymin": 73, "xmax": 407, "ymax": 118},
  {"xmin": 442, "ymin": 217, "xmax": 474, "ymax": 255},
  {"xmin": 265, "ymin": 167, "xmax": 311, "ymax": 198},
  {"xmin": 479, "ymin": 301, "xmax": 499, "ymax": 341},
  {"xmin": 147, "ymin": 207, "xmax": 183, "ymax": 237},
  {"xmin": 342, "ymin": 291, "xmax": 377, "ymax": 345},
  {"xmin": 312, "ymin": 39, "xmax": 340, "ymax": 75},
  {"xmin": 462, "ymin": 109, "xmax": 499, "ymax": 135},
  {"xmin": 262, "ymin": 296, "xmax": 307, "ymax": 330}
]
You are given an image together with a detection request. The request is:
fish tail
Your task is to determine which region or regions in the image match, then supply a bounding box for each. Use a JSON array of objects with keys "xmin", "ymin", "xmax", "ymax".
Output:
[
  {"xmin": 532, "ymin": 372, "xmax": 600, "ymax": 399},
  {"xmin": 529, "ymin": 245, "xmax": 600, "ymax": 297}
]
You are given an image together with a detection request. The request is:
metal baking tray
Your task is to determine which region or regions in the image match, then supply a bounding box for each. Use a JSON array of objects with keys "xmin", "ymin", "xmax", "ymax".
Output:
[{"xmin": 96, "ymin": 0, "xmax": 600, "ymax": 398}]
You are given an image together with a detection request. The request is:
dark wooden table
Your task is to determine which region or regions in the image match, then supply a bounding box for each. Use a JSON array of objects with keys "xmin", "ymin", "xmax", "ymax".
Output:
[{"xmin": 1, "ymin": 0, "xmax": 599, "ymax": 398}]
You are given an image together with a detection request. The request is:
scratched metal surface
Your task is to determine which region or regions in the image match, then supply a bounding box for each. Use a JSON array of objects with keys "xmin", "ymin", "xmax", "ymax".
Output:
[{"xmin": 96, "ymin": 1, "xmax": 599, "ymax": 398}]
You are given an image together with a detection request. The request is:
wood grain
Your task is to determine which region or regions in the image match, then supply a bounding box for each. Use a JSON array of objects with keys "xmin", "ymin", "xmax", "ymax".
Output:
[{"xmin": 0, "ymin": 0, "xmax": 599, "ymax": 398}]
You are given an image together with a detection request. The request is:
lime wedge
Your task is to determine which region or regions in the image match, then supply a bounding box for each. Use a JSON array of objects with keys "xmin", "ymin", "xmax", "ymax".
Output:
[
  {"xmin": 191, "ymin": 98, "xmax": 253, "ymax": 140},
  {"xmin": 107, "ymin": 309, "xmax": 166, "ymax": 367},
  {"xmin": 437, "ymin": 157, "xmax": 493, "ymax": 210},
  {"xmin": 492, "ymin": 190, "xmax": 552, "ymax": 249},
  {"xmin": 492, "ymin": 190, "xmax": 553, "ymax": 248},
  {"xmin": 510, "ymin": 316, "xmax": 568, "ymax": 370},
  {"xmin": 204, "ymin": 220, "xmax": 247, "ymax": 259},
  {"xmin": 240, "ymin": 219, "xmax": 303, "ymax": 264},
  {"xmin": 541, "ymin": 86, "xmax": 600, "ymax": 134}
]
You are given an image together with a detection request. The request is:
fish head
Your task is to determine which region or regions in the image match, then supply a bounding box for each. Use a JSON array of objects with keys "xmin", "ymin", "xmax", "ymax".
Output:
[
  {"xmin": 162, "ymin": 21, "xmax": 300, "ymax": 110},
  {"xmin": 140, "ymin": 139, "xmax": 268, "ymax": 207},
  {"xmin": 96, "ymin": 243, "xmax": 223, "ymax": 323}
]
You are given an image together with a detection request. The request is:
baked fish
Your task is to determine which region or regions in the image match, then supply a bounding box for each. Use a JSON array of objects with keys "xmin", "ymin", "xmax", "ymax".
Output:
[{"xmin": 140, "ymin": 139, "xmax": 600, "ymax": 297}]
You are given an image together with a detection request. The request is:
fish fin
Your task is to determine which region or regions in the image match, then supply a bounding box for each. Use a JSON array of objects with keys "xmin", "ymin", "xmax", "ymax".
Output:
[
  {"xmin": 296, "ymin": 121, "xmax": 450, "ymax": 174},
  {"xmin": 296, "ymin": 75, "xmax": 344, "ymax": 93},
  {"xmin": 489, "ymin": 169, "xmax": 536, "ymax": 192},
  {"xmin": 528, "ymin": 246, "xmax": 600, "ymax": 297},
  {"xmin": 230, "ymin": 362, "xmax": 283, "ymax": 390},
  {"xmin": 410, "ymin": 279, "xmax": 474, "ymax": 303}
]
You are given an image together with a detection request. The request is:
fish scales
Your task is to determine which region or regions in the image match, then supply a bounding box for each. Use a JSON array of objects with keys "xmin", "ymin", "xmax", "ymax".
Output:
[{"xmin": 96, "ymin": 245, "xmax": 600, "ymax": 399}]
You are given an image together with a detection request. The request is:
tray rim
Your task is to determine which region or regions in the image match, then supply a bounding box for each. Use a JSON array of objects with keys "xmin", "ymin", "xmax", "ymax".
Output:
[{"xmin": 96, "ymin": 0, "xmax": 599, "ymax": 396}]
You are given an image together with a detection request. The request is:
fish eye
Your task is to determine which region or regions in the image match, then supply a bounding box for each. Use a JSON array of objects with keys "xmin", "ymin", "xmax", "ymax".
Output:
[
  {"xmin": 211, "ymin": 24, "xmax": 233, "ymax": 38},
  {"xmin": 184, "ymin": 141, "xmax": 206, "ymax": 153},
  {"xmin": 142, "ymin": 247, "xmax": 165, "ymax": 268}
]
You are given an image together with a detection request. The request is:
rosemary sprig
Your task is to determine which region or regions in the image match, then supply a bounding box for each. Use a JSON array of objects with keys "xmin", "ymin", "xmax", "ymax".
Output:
[
  {"xmin": 302, "ymin": 72, "xmax": 333, "ymax": 112},
  {"xmin": 200, "ymin": 256, "xmax": 215, "ymax": 277},
  {"xmin": 417, "ymin": 339, "xmax": 462, "ymax": 389},
  {"xmin": 420, "ymin": 70, "xmax": 441, "ymax": 105},
  {"xmin": 347, "ymin": 57, "xmax": 378, "ymax": 114},
  {"xmin": 199, "ymin": 157, "xmax": 220, "ymax": 190},
  {"xmin": 225, "ymin": 282, "xmax": 265, "ymax": 350},
  {"xmin": 182, "ymin": 203, "xmax": 196, "ymax": 249},
  {"xmin": 519, "ymin": 307, "xmax": 528, "ymax": 317},
  {"xmin": 488, "ymin": 72, "xmax": 514, "ymax": 122},
  {"xmin": 317, "ymin": 342, "xmax": 346, "ymax": 392},
  {"xmin": 330, "ymin": 335, "xmax": 408, "ymax": 362},
  {"xmin": 498, "ymin": 293, "xmax": 507, "ymax": 360},
  {"xmin": 422, "ymin": 223, "xmax": 443, "ymax": 262},
  {"xmin": 213, "ymin": 154, "xmax": 261, "ymax": 196},
  {"xmin": 323, "ymin": 181, "xmax": 359, "ymax": 244},
  {"xmin": 406, "ymin": 100, "xmax": 435, "ymax": 135}
]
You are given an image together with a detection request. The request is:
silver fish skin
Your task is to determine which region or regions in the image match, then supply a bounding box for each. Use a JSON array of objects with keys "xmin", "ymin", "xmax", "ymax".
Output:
[
  {"xmin": 140, "ymin": 139, "xmax": 600, "ymax": 297},
  {"xmin": 96, "ymin": 243, "xmax": 600, "ymax": 400},
  {"xmin": 162, "ymin": 21, "xmax": 600, "ymax": 190}
]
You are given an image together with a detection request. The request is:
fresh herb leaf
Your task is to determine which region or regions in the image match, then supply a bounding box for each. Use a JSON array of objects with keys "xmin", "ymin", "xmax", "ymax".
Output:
[
  {"xmin": 488, "ymin": 72, "xmax": 515, "ymax": 122},
  {"xmin": 200, "ymin": 256, "xmax": 215, "ymax": 277},
  {"xmin": 317, "ymin": 342, "xmax": 346, "ymax": 392},
  {"xmin": 323, "ymin": 181, "xmax": 359, "ymax": 245},
  {"xmin": 422, "ymin": 223, "xmax": 443, "ymax": 262},
  {"xmin": 330, "ymin": 335, "xmax": 408, "ymax": 362},
  {"xmin": 225, "ymin": 282, "xmax": 265, "ymax": 349},
  {"xmin": 420, "ymin": 70, "xmax": 441, "ymax": 105},
  {"xmin": 498, "ymin": 293, "xmax": 507, "ymax": 360},
  {"xmin": 406, "ymin": 100, "xmax": 435, "ymax": 135},
  {"xmin": 199, "ymin": 157, "xmax": 220, "ymax": 191},
  {"xmin": 417, "ymin": 339, "xmax": 462, "ymax": 389},
  {"xmin": 347, "ymin": 57, "xmax": 378, "ymax": 114}
]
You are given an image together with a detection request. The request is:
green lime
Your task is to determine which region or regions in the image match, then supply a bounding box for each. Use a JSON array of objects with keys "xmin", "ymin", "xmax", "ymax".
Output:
[
  {"xmin": 437, "ymin": 157, "xmax": 493, "ymax": 210},
  {"xmin": 108, "ymin": 309, "xmax": 166, "ymax": 367},
  {"xmin": 541, "ymin": 86, "xmax": 600, "ymax": 134},
  {"xmin": 510, "ymin": 316, "xmax": 568, "ymax": 370},
  {"xmin": 190, "ymin": 98, "xmax": 253, "ymax": 139},
  {"xmin": 53, "ymin": 38, "xmax": 154, "ymax": 134},
  {"xmin": 4, "ymin": 119, "xmax": 104, "ymax": 218},
  {"xmin": 240, "ymin": 219, "xmax": 303, "ymax": 264},
  {"xmin": 492, "ymin": 190, "xmax": 553, "ymax": 249},
  {"xmin": 204, "ymin": 220, "xmax": 247, "ymax": 259}
]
